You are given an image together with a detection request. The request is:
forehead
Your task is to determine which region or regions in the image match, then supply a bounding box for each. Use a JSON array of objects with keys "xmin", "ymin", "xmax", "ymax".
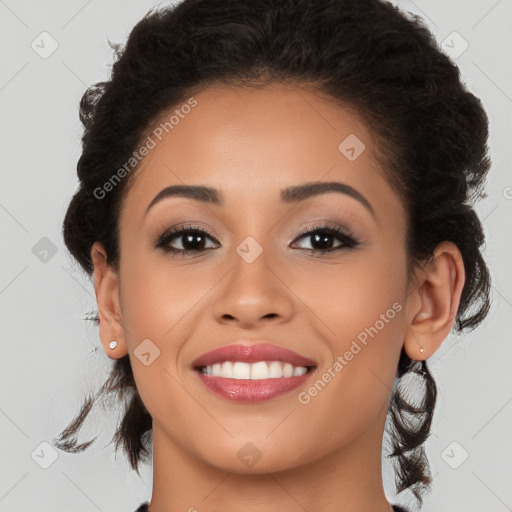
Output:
[{"xmin": 120, "ymin": 82, "xmax": 402, "ymax": 228}]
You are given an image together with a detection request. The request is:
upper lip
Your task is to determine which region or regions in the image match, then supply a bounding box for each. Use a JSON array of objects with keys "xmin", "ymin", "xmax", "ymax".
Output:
[{"xmin": 191, "ymin": 341, "xmax": 317, "ymax": 368}]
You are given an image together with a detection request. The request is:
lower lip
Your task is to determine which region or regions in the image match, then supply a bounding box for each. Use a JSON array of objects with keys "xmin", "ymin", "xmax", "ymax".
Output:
[{"xmin": 195, "ymin": 369, "xmax": 315, "ymax": 402}]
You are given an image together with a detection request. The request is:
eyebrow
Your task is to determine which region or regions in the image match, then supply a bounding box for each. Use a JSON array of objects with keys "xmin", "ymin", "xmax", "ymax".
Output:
[{"xmin": 145, "ymin": 181, "xmax": 376, "ymax": 219}]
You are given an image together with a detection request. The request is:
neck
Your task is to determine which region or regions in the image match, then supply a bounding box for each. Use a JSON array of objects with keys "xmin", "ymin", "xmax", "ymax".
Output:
[{"xmin": 147, "ymin": 409, "xmax": 395, "ymax": 512}]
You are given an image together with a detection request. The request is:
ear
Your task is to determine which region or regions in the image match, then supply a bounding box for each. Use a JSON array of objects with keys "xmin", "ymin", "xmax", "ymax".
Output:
[
  {"xmin": 90, "ymin": 242, "xmax": 128, "ymax": 359},
  {"xmin": 404, "ymin": 241, "xmax": 466, "ymax": 361}
]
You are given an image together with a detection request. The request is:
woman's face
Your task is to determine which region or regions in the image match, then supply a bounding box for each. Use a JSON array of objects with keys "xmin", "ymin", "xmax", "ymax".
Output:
[{"xmin": 109, "ymin": 83, "xmax": 414, "ymax": 472}]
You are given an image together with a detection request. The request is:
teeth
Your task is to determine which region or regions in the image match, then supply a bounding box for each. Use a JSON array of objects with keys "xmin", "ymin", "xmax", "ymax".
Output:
[
  {"xmin": 268, "ymin": 361, "xmax": 283, "ymax": 378},
  {"xmin": 201, "ymin": 361, "xmax": 310, "ymax": 379},
  {"xmin": 293, "ymin": 366, "xmax": 307, "ymax": 376},
  {"xmin": 215, "ymin": 361, "xmax": 233, "ymax": 378},
  {"xmin": 283, "ymin": 363, "xmax": 294, "ymax": 377},
  {"xmin": 233, "ymin": 362, "xmax": 251, "ymax": 379},
  {"xmin": 250, "ymin": 361, "xmax": 269, "ymax": 379}
]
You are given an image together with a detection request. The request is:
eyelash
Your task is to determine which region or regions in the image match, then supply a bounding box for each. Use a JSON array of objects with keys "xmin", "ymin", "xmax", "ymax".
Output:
[{"xmin": 155, "ymin": 222, "xmax": 362, "ymax": 257}]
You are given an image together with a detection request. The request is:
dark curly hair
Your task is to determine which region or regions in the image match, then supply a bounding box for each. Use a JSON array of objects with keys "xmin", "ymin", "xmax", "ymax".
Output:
[{"xmin": 53, "ymin": 0, "xmax": 492, "ymax": 508}]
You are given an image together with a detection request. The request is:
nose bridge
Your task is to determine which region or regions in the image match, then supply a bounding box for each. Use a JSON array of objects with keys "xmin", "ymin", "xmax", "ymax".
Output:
[
  {"xmin": 223, "ymin": 199, "xmax": 276, "ymax": 272},
  {"xmin": 226, "ymin": 202, "xmax": 292, "ymax": 286},
  {"xmin": 230, "ymin": 232, "xmax": 275, "ymax": 293}
]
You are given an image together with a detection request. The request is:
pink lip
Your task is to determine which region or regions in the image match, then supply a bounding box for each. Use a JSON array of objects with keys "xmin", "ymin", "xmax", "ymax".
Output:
[
  {"xmin": 195, "ymin": 371, "xmax": 315, "ymax": 402},
  {"xmin": 191, "ymin": 341, "xmax": 317, "ymax": 368},
  {"xmin": 191, "ymin": 342, "xmax": 317, "ymax": 402}
]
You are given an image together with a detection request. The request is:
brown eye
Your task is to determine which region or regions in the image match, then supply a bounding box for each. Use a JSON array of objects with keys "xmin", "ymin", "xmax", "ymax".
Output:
[
  {"xmin": 291, "ymin": 224, "xmax": 361, "ymax": 256},
  {"xmin": 155, "ymin": 225, "xmax": 219, "ymax": 255}
]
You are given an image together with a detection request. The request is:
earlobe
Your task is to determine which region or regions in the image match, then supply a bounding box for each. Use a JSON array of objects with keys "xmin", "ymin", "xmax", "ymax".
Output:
[
  {"xmin": 90, "ymin": 242, "xmax": 128, "ymax": 359},
  {"xmin": 404, "ymin": 241, "xmax": 466, "ymax": 361}
]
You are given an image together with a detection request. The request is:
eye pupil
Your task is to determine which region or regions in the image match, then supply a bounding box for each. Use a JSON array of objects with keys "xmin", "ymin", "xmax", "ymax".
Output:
[
  {"xmin": 312, "ymin": 232, "xmax": 333, "ymax": 250},
  {"xmin": 184, "ymin": 232, "xmax": 204, "ymax": 250}
]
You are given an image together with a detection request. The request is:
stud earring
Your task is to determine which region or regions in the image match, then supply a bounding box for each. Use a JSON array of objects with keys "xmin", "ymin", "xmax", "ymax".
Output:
[
  {"xmin": 109, "ymin": 340, "xmax": 118, "ymax": 350},
  {"xmin": 419, "ymin": 346, "xmax": 424, "ymax": 354}
]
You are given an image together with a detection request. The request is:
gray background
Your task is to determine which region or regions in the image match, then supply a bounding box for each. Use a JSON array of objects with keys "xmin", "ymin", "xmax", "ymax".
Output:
[{"xmin": 1, "ymin": 1, "xmax": 511, "ymax": 511}]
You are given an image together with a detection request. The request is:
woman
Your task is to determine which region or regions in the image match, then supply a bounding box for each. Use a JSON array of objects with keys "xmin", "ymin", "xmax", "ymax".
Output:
[{"xmin": 55, "ymin": 0, "xmax": 492, "ymax": 510}]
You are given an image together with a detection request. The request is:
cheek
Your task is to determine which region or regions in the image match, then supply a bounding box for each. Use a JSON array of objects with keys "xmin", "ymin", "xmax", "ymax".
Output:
[
  {"xmin": 290, "ymin": 244, "xmax": 406, "ymax": 344},
  {"xmin": 118, "ymin": 257, "xmax": 203, "ymax": 432},
  {"xmin": 119, "ymin": 249, "xmax": 207, "ymax": 342},
  {"xmin": 295, "ymin": 246, "xmax": 407, "ymax": 414},
  {"xmin": 118, "ymin": 255, "xmax": 218, "ymax": 397}
]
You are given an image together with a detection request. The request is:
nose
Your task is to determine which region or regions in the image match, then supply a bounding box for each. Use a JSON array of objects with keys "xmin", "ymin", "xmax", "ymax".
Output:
[{"xmin": 211, "ymin": 246, "xmax": 295, "ymax": 329}]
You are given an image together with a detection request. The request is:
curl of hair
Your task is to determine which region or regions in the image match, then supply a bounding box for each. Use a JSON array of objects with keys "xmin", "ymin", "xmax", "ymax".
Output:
[{"xmin": 54, "ymin": 0, "xmax": 492, "ymax": 506}]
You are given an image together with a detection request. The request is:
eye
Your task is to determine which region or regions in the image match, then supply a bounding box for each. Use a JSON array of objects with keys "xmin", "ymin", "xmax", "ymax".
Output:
[
  {"xmin": 291, "ymin": 223, "xmax": 361, "ymax": 256},
  {"xmin": 155, "ymin": 224, "xmax": 219, "ymax": 256},
  {"xmin": 154, "ymin": 222, "xmax": 361, "ymax": 258}
]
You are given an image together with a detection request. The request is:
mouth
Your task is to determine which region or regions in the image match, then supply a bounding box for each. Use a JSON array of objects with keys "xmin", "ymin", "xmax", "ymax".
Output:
[{"xmin": 191, "ymin": 342, "xmax": 317, "ymax": 402}]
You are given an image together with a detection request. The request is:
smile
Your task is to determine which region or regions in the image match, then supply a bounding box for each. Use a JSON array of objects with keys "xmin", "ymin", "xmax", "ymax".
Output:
[{"xmin": 191, "ymin": 341, "xmax": 317, "ymax": 402}]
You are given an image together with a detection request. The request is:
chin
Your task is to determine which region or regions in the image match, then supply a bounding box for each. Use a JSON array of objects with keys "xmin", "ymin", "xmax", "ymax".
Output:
[{"xmin": 192, "ymin": 436, "xmax": 315, "ymax": 474}]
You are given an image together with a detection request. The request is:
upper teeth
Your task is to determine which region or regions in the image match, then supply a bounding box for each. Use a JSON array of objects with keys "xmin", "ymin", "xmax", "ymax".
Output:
[{"xmin": 200, "ymin": 361, "xmax": 309, "ymax": 379}]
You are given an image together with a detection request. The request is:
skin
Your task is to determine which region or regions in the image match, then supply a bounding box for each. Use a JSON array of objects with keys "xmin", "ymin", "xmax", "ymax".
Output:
[{"xmin": 91, "ymin": 82, "xmax": 465, "ymax": 512}]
